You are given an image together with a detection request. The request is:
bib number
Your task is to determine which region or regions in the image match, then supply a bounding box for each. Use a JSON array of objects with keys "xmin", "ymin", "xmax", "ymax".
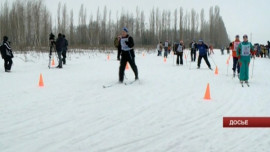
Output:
[
  {"xmin": 242, "ymin": 44, "xmax": 250, "ymax": 56},
  {"xmin": 233, "ymin": 42, "xmax": 240, "ymax": 51}
]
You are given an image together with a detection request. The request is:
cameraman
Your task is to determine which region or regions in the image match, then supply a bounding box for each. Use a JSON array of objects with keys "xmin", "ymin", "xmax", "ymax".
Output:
[{"xmin": 55, "ymin": 33, "xmax": 64, "ymax": 69}]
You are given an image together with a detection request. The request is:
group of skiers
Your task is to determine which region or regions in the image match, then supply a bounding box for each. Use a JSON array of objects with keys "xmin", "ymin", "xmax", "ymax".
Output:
[
  {"xmin": 156, "ymin": 41, "xmax": 172, "ymax": 58},
  {"xmin": 157, "ymin": 39, "xmax": 212, "ymax": 70},
  {"xmin": 155, "ymin": 34, "xmax": 258, "ymax": 84}
]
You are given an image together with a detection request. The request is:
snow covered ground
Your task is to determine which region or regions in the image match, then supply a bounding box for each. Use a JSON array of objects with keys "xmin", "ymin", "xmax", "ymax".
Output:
[{"xmin": 1, "ymin": 49, "xmax": 270, "ymax": 152}]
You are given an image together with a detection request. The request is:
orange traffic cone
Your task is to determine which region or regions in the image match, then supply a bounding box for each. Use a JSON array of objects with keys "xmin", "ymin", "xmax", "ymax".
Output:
[
  {"xmin": 184, "ymin": 54, "xmax": 187, "ymax": 59},
  {"xmin": 215, "ymin": 66, "xmax": 218, "ymax": 75},
  {"xmin": 143, "ymin": 52, "xmax": 145, "ymax": 57},
  {"xmin": 107, "ymin": 54, "xmax": 110, "ymax": 60},
  {"xmin": 226, "ymin": 59, "xmax": 229, "ymax": 65},
  {"xmin": 125, "ymin": 63, "xmax": 129, "ymax": 70},
  {"xmin": 52, "ymin": 58, "xmax": 55, "ymax": 66},
  {"xmin": 204, "ymin": 83, "xmax": 211, "ymax": 100},
  {"xmin": 39, "ymin": 73, "xmax": 44, "ymax": 87},
  {"xmin": 164, "ymin": 57, "xmax": 167, "ymax": 63}
]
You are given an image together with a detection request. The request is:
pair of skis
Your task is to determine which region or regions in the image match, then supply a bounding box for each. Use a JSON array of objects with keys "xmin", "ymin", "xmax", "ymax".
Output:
[
  {"xmin": 233, "ymin": 74, "xmax": 250, "ymax": 87},
  {"xmin": 103, "ymin": 80, "xmax": 139, "ymax": 88},
  {"xmin": 240, "ymin": 81, "xmax": 250, "ymax": 87}
]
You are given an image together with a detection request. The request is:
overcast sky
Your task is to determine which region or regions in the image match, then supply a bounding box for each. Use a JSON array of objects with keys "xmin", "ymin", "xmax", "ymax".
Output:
[{"xmin": 5, "ymin": 0, "xmax": 270, "ymax": 44}]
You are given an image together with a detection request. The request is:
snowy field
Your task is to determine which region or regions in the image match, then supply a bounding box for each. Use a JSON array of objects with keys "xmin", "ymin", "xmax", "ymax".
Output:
[{"xmin": 1, "ymin": 49, "xmax": 270, "ymax": 152}]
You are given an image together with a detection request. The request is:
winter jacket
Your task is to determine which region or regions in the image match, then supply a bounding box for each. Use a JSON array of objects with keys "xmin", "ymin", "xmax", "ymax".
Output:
[
  {"xmin": 230, "ymin": 40, "xmax": 241, "ymax": 57},
  {"xmin": 237, "ymin": 41, "xmax": 254, "ymax": 60},
  {"xmin": 157, "ymin": 43, "xmax": 163, "ymax": 51},
  {"xmin": 190, "ymin": 42, "xmax": 197, "ymax": 50},
  {"xmin": 118, "ymin": 35, "xmax": 135, "ymax": 57},
  {"xmin": 55, "ymin": 37, "xmax": 65, "ymax": 52},
  {"xmin": 176, "ymin": 43, "xmax": 185, "ymax": 53},
  {"xmin": 1, "ymin": 41, "xmax": 13, "ymax": 59},
  {"xmin": 196, "ymin": 43, "xmax": 209, "ymax": 56},
  {"xmin": 164, "ymin": 42, "xmax": 169, "ymax": 48},
  {"xmin": 63, "ymin": 38, "xmax": 68, "ymax": 52}
]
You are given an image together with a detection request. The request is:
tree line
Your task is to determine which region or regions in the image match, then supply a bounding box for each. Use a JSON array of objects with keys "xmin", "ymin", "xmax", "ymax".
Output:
[{"xmin": 0, "ymin": 0, "xmax": 230, "ymax": 51}]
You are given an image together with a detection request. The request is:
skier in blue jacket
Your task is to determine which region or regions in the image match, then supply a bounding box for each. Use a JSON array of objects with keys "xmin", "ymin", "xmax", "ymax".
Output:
[{"xmin": 196, "ymin": 40, "xmax": 212, "ymax": 70}]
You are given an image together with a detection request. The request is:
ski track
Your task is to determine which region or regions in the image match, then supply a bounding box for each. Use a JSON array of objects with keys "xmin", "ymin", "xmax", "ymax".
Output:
[{"xmin": 0, "ymin": 50, "xmax": 270, "ymax": 152}]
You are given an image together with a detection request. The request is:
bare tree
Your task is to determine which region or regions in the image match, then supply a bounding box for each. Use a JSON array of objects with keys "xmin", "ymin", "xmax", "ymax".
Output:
[
  {"xmin": 179, "ymin": 7, "xmax": 183, "ymax": 40},
  {"xmin": 0, "ymin": 2, "xmax": 230, "ymax": 50},
  {"xmin": 69, "ymin": 9, "xmax": 74, "ymax": 45}
]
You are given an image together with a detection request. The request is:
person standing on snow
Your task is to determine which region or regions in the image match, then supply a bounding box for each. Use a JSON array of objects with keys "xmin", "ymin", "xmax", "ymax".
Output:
[
  {"xmin": 164, "ymin": 40, "xmax": 169, "ymax": 58},
  {"xmin": 0, "ymin": 36, "xmax": 13, "ymax": 72},
  {"xmin": 208, "ymin": 45, "xmax": 214, "ymax": 56},
  {"xmin": 226, "ymin": 46, "xmax": 230, "ymax": 55},
  {"xmin": 190, "ymin": 40, "xmax": 197, "ymax": 62},
  {"xmin": 267, "ymin": 41, "xmax": 270, "ymax": 58},
  {"xmin": 230, "ymin": 35, "xmax": 241, "ymax": 77},
  {"xmin": 118, "ymin": 27, "xmax": 139, "ymax": 83},
  {"xmin": 237, "ymin": 34, "xmax": 254, "ymax": 84},
  {"xmin": 157, "ymin": 42, "xmax": 163, "ymax": 56},
  {"xmin": 196, "ymin": 40, "xmax": 212, "ymax": 70},
  {"xmin": 176, "ymin": 40, "xmax": 185, "ymax": 65},
  {"xmin": 55, "ymin": 33, "xmax": 64, "ymax": 68},
  {"xmin": 62, "ymin": 35, "xmax": 68, "ymax": 65},
  {"xmin": 221, "ymin": 46, "xmax": 224, "ymax": 55}
]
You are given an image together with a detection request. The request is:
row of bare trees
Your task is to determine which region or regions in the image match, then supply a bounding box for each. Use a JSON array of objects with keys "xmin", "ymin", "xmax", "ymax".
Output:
[{"xmin": 0, "ymin": 0, "xmax": 230, "ymax": 51}]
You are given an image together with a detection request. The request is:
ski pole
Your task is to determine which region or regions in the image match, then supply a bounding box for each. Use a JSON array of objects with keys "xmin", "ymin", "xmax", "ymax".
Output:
[
  {"xmin": 172, "ymin": 51, "xmax": 175, "ymax": 66},
  {"xmin": 184, "ymin": 50, "xmax": 188, "ymax": 65},
  {"xmin": 209, "ymin": 55, "xmax": 217, "ymax": 67},
  {"xmin": 226, "ymin": 54, "xmax": 229, "ymax": 76},
  {"xmin": 124, "ymin": 74, "xmax": 128, "ymax": 80},
  {"xmin": 251, "ymin": 57, "xmax": 255, "ymax": 78},
  {"xmin": 226, "ymin": 62, "xmax": 229, "ymax": 76},
  {"xmin": 189, "ymin": 55, "xmax": 192, "ymax": 70}
]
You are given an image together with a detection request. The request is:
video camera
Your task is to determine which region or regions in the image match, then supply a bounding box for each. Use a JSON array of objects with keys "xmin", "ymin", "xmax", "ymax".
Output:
[{"xmin": 49, "ymin": 33, "xmax": 55, "ymax": 46}]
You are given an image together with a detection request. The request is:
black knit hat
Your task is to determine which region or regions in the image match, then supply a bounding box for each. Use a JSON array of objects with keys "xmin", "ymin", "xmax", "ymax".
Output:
[{"xmin": 3, "ymin": 36, "xmax": 8, "ymax": 42}]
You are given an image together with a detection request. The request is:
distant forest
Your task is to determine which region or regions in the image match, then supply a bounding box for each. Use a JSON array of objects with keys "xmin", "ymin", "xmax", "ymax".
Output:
[{"xmin": 0, "ymin": 0, "xmax": 230, "ymax": 51}]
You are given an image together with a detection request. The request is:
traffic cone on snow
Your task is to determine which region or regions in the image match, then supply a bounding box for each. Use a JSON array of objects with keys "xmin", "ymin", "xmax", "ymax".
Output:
[
  {"xmin": 164, "ymin": 57, "xmax": 167, "ymax": 63},
  {"xmin": 204, "ymin": 83, "xmax": 211, "ymax": 100},
  {"xmin": 107, "ymin": 54, "xmax": 110, "ymax": 60},
  {"xmin": 143, "ymin": 52, "xmax": 145, "ymax": 57},
  {"xmin": 185, "ymin": 54, "xmax": 187, "ymax": 59},
  {"xmin": 51, "ymin": 58, "xmax": 55, "ymax": 66},
  {"xmin": 126, "ymin": 63, "xmax": 129, "ymax": 70},
  {"xmin": 215, "ymin": 66, "xmax": 219, "ymax": 75},
  {"xmin": 226, "ymin": 59, "xmax": 229, "ymax": 65},
  {"xmin": 39, "ymin": 73, "xmax": 44, "ymax": 87}
]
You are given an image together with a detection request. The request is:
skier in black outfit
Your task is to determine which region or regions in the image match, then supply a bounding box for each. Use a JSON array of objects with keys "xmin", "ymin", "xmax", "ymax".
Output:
[
  {"xmin": 196, "ymin": 40, "xmax": 212, "ymax": 70},
  {"xmin": 62, "ymin": 35, "xmax": 68, "ymax": 65},
  {"xmin": 118, "ymin": 27, "xmax": 139, "ymax": 83},
  {"xmin": 55, "ymin": 33, "xmax": 64, "ymax": 68},
  {"xmin": 176, "ymin": 40, "xmax": 185, "ymax": 65},
  {"xmin": 0, "ymin": 36, "xmax": 13, "ymax": 72}
]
